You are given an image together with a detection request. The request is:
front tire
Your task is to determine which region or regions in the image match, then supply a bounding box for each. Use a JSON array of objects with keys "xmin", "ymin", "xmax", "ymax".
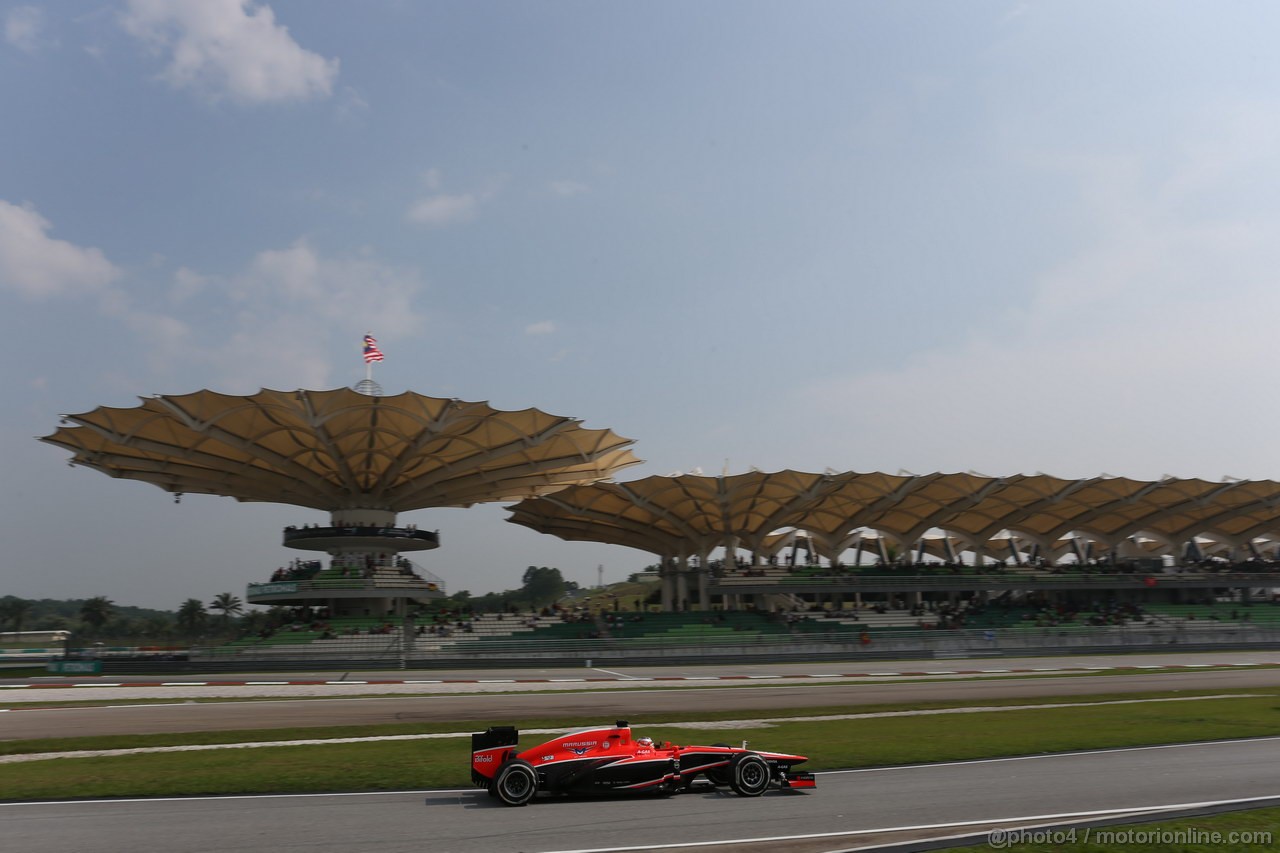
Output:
[
  {"xmin": 729, "ymin": 753, "xmax": 771, "ymax": 797},
  {"xmin": 494, "ymin": 760, "xmax": 538, "ymax": 806}
]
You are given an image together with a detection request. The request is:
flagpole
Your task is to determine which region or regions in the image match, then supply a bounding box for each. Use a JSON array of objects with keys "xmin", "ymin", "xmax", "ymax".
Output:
[{"xmin": 356, "ymin": 333, "xmax": 384, "ymax": 397}]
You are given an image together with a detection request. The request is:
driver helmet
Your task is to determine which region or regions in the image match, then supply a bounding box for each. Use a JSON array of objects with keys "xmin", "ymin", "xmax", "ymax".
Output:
[{"xmin": 637, "ymin": 736, "xmax": 653, "ymax": 747}]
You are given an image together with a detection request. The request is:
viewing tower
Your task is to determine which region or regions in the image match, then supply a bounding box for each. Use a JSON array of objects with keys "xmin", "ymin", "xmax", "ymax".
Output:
[{"xmin": 42, "ymin": 376, "xmax": 640, "ymax": 619}]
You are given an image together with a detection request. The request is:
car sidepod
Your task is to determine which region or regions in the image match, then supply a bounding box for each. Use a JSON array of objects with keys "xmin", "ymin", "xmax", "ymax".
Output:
[
  {"xmin": 535, "ymin": 751, "xmax": 678, "ymax": 796},
  {"xmin": 670, "ymin": 747, "xmax": 735, "ymax": 787}
]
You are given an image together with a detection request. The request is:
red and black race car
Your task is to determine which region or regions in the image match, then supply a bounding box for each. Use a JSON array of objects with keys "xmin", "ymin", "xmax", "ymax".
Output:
[{"xmin": 471, "ymin": 719, "xmax": 815, "ymax": 806}]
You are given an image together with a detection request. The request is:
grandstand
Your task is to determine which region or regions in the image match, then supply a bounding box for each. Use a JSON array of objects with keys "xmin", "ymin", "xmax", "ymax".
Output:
[
  {"xmin": 41, "ymin": 383, "xmax": 1280, "ymax": 670},
  {"xmin": 509, "ymin": 472, "xmax": 1280, "ymax": 618}
]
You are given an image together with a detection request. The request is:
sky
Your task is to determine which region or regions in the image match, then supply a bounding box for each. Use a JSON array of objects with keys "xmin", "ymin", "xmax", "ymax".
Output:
[{"xmin": 5, "ymin": 1, "xmax": 1280, "ymax": 609}]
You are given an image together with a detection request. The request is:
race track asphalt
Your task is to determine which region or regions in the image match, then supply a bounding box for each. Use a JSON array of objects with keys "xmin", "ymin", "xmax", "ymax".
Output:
[
  {"xmin": 5, "ymin": 737, "xmax": 1279, "ymax": 853},
  {"xmin": 4, "ymin": 660, "xmax": 1280, "ymax": 739},
  {"xmin": 6, "ymin": 651, "xmax": 1280, "ymax": 852}
]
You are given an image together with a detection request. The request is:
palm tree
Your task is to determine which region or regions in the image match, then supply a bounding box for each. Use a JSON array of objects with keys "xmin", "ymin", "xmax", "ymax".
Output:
[
  {"xmin": 209, "ymin": 592, "xmax": 243, "ymax": 627},
  {"xmin": 176, "ymin": 598, "xmax": 207, "ymax": 636},
  {"xmin": 79, "ymin": 596, "xmax": 114, "ymax": 633}
]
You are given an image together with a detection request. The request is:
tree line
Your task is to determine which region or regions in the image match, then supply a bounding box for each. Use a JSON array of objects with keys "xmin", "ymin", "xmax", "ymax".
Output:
[
  {"xmin": 0, "ymin": 565, "xmax": 654, "ymax": 644},
  {"xmin": 0, "ymin": 593, "xmax": 247, "ymax": 643}
]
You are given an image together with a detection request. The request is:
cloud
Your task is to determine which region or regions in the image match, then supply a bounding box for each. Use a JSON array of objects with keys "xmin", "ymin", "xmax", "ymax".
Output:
[
  {"xmin": 0, "ymin": 200, "xmax": 120, "ymax": 298},
  {"xmin": 30, "ymin": 237, "xmax": 429, "ymax": 393},
  {"xmin": 549, "ymin": 180, "xmax": 589, "ymax": 197},
  {"xmin": 4, "ymin": 5, "xmax": 43, "ymax": 52},
  {"xmin": 406, "ymin": 171, "xmax": 503, "ymax": 228},
  {"xmin": 170, "ymin": 266, "xmax": 209, "ymax": 302},
  {"xmin": 120, "ymin": 0, "xmax": 338, "ymax": 103},
  {"xmin": 333, "ymin": 85, "xmax": 369, "ymax": 122},
  {"xmin": 406, "ymin": 192, "xmax": 480, "ymax": 227},
  {"xmin": 525, "ymin": 320, "xmax": 556, "ymax": 335},
  {"xmin": 204, "ymin": 240, "xmax": 425, "ymax": 389},
  {"xmin": 231, "ymin": 240, "xmax": 423, "ymax": 330}
]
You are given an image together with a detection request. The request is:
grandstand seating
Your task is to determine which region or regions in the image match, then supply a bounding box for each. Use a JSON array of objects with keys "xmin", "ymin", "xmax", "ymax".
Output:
[
  {"xmin": 205, "ymin": 592, "xmax": 1280, "ymax": 658},
  {"xmin": 1143, "ymin": 602, "xmax": 1280, "ymax": 627}
]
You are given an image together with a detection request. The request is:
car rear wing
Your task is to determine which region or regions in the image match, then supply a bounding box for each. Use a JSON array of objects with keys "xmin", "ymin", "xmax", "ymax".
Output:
[
  {"xmin": 472, "ymin": 725, "xmax": 519, "ymax": 752},
  {"xmin": 471, "ymin": 725, "xmax": 520, "ymax": 786}
]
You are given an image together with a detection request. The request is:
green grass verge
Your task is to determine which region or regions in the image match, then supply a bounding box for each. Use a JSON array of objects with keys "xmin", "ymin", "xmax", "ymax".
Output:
[
  {"xmin": 2, "ymin": 687, "xmax": 1271, "ymax": 756},
  {"xmin": 4, "ymin": 688, "xmax": 1280, "ymax": 801},
  {"xmin": 947, "ymin": 806, "xmax": 1279, "ymax": 852}
]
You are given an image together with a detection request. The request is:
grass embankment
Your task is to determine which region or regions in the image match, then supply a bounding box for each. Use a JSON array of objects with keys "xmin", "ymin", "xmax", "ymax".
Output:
[{"xmin": 4, "ymin": 688, "xmax": 1280, "ymax": 802}]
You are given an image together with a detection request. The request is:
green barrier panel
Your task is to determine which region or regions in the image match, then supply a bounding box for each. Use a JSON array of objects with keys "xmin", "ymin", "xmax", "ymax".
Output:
[{"xmin": 46, "ymin": 660, "xmax": 102, "ymax": 674}]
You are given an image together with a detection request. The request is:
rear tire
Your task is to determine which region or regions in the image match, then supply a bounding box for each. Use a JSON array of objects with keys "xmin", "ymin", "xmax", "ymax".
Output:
[
  {"xmin": 494, "ymin": 760, "xmax": 537, "ymax": 806},
  {"xmin": 729, "ymin": 753, "xmax": 771, "ymax": 797}
]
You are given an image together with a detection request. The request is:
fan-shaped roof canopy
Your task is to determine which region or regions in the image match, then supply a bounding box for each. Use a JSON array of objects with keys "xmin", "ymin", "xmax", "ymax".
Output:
[
  {"xmin": 42, "ymin": 388, "xmax": 640, "ymax": 512},
  {"xmin": 507, "ymin": 471, "xmax": 1280, "ymax": 557},
  {"xmin": 508, "ymin": 471, "xmax": 843, "ymax": 555}
]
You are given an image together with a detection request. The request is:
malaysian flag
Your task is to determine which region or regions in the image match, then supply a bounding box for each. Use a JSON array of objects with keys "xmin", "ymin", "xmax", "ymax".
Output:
[{"xmin": 363, "ymin": 334, "xmax": 385, "ymax": 363}]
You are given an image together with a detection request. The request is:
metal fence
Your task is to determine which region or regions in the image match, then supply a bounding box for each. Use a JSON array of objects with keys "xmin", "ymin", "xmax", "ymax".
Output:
[
  {"xmin": 712, "ymin": 570, "xmax": 1280, "ymax": 593},
  {"xmin": 83, "ymin": 623, "xmax": 1278, "ymax": 673}
]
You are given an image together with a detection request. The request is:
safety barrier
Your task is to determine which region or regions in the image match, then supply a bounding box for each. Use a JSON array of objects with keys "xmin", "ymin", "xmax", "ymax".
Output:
[{"xmin": 75, "ymin": 623, "xmax": 1275, "ymax": 673}]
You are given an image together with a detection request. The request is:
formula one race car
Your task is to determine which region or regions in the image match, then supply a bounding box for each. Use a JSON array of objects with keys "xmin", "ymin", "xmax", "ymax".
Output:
[{"xmin": 471, "ymin": 720, "xmax": 815, "ymax": 806}]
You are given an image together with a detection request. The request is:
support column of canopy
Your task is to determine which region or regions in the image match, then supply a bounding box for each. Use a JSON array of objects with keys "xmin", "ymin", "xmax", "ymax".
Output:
[
  {"xmin": 812, "ymin": 534, "xmax": 840, "ymax": 569},
  {"xmin": 723, "ymin": 534, "xmax": 741, "ymax": 610},
  {"xmin": 315, "ymin": 508, "xmax": 406, "ymax": 619},
  {"xmin": 660, "ymin": 557, "xmax": 676, "ymax": 611},
  {"xmin": 1090, "ymin": 536, "xmax": 1118, "ymax": 565},
  {"xmin": 697, "ymin": 549, "xmax": 711, "ymax": 611},
  {"xmin": 1215, "ymin": 536, "xmax": 1241, "ymax": 563},
  {"xmin": 675, "ymin": 555, "xmax": 690, "ymax": 611},
  {"xmin": 970, "ymin": 541, "xmax": 988, "ymax": 569},
  {"xmin": 331, "ymin": 509, "xmax": 396, "ymax": 527}
]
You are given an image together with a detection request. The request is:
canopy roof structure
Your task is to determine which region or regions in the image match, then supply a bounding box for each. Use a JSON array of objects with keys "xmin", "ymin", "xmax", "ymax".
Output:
[
  {"xmin": 507, "ymin": 470, "xmax": 1280, "ymax": 560},
  {"xmin": 507, "ymin": 471, "xmax": 842, "ymax": 557},
  {"xmin": 42, "ymin": 388, "xmax": 640, "ymax": 513}
]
